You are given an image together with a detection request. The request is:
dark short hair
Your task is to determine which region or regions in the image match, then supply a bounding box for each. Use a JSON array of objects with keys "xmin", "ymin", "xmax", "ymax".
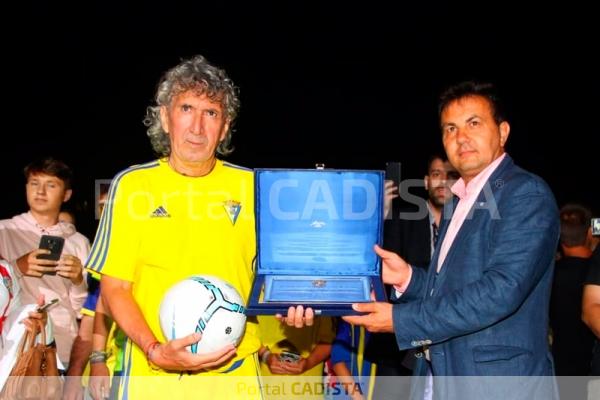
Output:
[
  {"xmin": 24, "ymin": 157, "xmax": 73, "ymax": 189},
  {"xmin": 559, "ymin": 203, "xmax": 592, "ymax": 247},
  {"xmin": 427, "ymin": 154, "xmax": 447, "ymax": 172},
  {"xmin": 438, "ymin": 81, "xmax": 506, "ymax": 125}
]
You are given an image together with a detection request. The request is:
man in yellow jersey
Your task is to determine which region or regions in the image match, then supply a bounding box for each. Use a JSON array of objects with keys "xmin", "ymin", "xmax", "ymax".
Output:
[{"xmin": 86, "ymin": 55, "xmax": 262, "ymax": 399}]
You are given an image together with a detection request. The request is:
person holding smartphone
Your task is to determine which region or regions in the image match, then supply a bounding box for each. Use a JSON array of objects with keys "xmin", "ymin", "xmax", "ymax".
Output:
[
  {"xmin": 257, "ymin": 316, "xmax": 334, "ymax": 379},
  {"xmin": 0, "ymin": 157, "xmax": 90, "ymax": 368}
]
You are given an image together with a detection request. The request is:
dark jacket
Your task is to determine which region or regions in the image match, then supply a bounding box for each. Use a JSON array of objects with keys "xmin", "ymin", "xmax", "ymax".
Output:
[{"xmin": 393, "ymin": 156, "xmax": 559, "ymax": 399}]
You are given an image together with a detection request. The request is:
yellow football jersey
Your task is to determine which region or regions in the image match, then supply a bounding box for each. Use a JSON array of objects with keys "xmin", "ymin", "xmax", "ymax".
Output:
[{"xmin": 86, "ymin": 159, "xmax": 261, "ymax": 398}]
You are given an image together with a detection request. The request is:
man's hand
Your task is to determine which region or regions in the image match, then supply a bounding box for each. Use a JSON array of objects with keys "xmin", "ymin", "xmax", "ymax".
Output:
[
  {"xmin": 89, "ymin": 362, "xmax": 111, "ymax": 400},
  {"xmin": 21, "ymin": 294, "xmax": 47, "ymax": 332},
  {"xmin": 275, "ymin": 306, "xmax": 314, "ymax": 328},
  {"xmin": 16, "ymin": 249, "xmax": 58, "ymax": 277},
  {"xmin": 150, "ymin": 333, "xmax": 236, "ymax": 371},
  {"xmin": 62, "ymin": 376, "xmax": 84, "ymax": 400},
  {"xmin": 57, "ymin": 254, "xmax": 84, "ymax": 285},
  {"xmin": 278, "ymin": 357, "xmax": 307, "ymax": 375},
  {"xmin": 383, "ymin": 180, "xmax": 399, "ymax": 220},
  {"xmin": 264, "ymin": 353, "xmax": 308, "ymax": 375},
  {"xmin": 342, "ymin": 302, "xmax": 394, "ymax": 333},
  {"xmin": 375, "ymin": 245, "xmax": 411, "ymax": 287},
  {"xmin": 101, "ymin": 275, "xmax": 234, "ymax": 372}
]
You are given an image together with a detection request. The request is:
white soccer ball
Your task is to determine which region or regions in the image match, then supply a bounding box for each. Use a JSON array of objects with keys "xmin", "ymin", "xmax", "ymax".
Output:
[{"xmin": 159, "ymin": 275, "xmax": 247, "ymax": 354}]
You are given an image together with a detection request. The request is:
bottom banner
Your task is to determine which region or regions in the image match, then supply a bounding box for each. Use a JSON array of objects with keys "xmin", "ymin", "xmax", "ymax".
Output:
[{"xmin": 10, "ymin": 375, "xmax": 598, "ymax": 400}]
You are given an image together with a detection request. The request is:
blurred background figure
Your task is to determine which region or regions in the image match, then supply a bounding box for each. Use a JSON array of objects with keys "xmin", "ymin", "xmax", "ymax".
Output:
[
  {"xmin": 583, "ymin": 246, "xmax": 600, "ymax": 375},
  {"xmin": 550, "ymin": 203, "xmax": 596, "ymax": 376},
  {"xmin": 0, "ymin": 157, "xmax": 90, "ymax": 369},
  {"xmin": 258, "ymin": 315, "xmax": 334, "ymax": 398},
  {"xmin": 550, "ymin": 203, "xmax": 596, "ymax": 400},
  {"xmin": 365, "ymin": 155, "xmax": 458, "ymax": 399},
  {"xmin": 95, "ymin": 181, "xmax": 110, "ymax": 220},
  {"xmin": 330, "ymin": 319, "xmax": 377, "ymax": 400},
  {"xmin": 583, "ymin": 245, "xmax": 600, "ymax": 400},
  {"xmin": 58, "ymin": 209, "xmax": 76, "ymax": 226}
]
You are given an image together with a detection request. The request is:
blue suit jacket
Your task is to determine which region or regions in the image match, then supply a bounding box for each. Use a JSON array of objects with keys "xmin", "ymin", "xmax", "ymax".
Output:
[{"xmin": 392, "ymin": 156, "xmax": 559, "ymax": 399}]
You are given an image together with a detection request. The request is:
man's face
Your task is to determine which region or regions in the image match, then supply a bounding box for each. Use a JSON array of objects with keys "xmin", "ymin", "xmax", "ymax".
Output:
[
  {"xmin": 425, "ymin": 158, "xmax": 459, "ymax": 207},
  {"xmin": 441, "ymin": 95, "xmax": 510, "ymax": 183},
  {"xmin": 160, "ymin": 90, "xmax": 229, "ymax": 173},
  {"xmin": 26, "ymin": 173, "xmax": 71, "ymax": 215}
]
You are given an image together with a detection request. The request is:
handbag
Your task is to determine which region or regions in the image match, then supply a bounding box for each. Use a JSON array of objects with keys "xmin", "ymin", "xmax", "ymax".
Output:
[{"xmin": 1, "ymin": 319, "xmax": 63, "ymax": 400}]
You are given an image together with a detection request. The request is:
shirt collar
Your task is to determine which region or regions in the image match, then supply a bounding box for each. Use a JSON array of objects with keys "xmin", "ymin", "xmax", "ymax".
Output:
[
  {"xmin": 451, "ymin": 153, "xmax": 507, "ymax": 200},
  {"xmin": 22, "ymin": 211, "xmax": 72, "ymax": 237},
  {"xmin": 426, "ymin": 201, "xmax": 436, "ymax": 226}
]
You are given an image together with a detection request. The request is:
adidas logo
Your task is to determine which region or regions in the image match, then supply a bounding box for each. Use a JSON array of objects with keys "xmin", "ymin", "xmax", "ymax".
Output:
[{"xmin": 150, "ymin": 206, "xmax": 171, "ymax": 218}]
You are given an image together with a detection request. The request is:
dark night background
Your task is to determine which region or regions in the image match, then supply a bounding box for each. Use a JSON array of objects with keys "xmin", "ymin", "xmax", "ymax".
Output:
[{"xmin": 4, "ymin": 2, "xmax": 599, "ymax": 240}]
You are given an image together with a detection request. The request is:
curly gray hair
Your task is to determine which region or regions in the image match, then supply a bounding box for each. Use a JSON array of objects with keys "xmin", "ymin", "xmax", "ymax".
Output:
[{"xmin": 143, "ymin": 55, "xmax": 240, "ymax": 157}]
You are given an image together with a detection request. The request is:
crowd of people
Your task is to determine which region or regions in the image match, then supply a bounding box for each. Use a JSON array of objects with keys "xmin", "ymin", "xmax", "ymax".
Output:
[{"xmin": 1, "ymin": 55, "xmax": 599, "ymax": 400}]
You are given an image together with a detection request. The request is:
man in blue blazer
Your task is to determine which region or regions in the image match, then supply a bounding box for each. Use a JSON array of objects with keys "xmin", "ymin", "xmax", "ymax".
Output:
[{"xmin": 344, "ymin": 81, "xmax": 559, "ymax": 399}]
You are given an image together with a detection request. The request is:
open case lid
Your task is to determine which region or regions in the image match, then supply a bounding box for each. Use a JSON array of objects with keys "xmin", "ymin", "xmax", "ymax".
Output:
[{"xmin": 255, "ymin": 169, "xmax": 384, "ymax": 276}]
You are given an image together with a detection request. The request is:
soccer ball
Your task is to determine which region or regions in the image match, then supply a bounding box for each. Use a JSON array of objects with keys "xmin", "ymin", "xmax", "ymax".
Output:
[{"xmin": 159, "ymin": 275, "xmax": 247, "ymax": 354}]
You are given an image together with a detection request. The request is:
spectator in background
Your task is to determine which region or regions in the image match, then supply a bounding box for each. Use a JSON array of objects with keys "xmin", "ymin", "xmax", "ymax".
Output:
[
  {"xmin": 383, "ymin": 155, "xmax": 459, "ymax": 266},
  {"xmin": 330, "ymin": 320, "xmax": 377, "ymax": 400},
  {"xmin": 59, "ymin": 209, "xmax": 77, "ymax": 226},
  {"xmin": 550, "ymin": 203, "xmax": 595, "ymax": 376},
  {"xmin": 365, "ymin": 155, "xmax": 458, "ymax": 399},
  {"xmin": 0, "ymin": 157, "xmax": 89, "ymax": 368},
  {"xmin": 583, "ymin": 246, "xmax": 600, "ymax": 400},
  {"xmin": 95, "ymin": 182, "xmax": 110, "ymax": 220},
  {"xmin": 64, "ymin": 181, "xmax": 114, "ymax": 400},
  {"xmin": 257, "ymin": 315, "xmax": 334, "ymax": 383},
  {"xmin": 583, "ymin": 245, "xmax": 600, "ymax": 375},
  {"xmin": 550, "ymin": 204, "xmax": 596, "ymax": 400}
]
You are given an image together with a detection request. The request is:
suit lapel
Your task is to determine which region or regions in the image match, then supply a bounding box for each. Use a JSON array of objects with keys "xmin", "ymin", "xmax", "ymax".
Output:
[
  {"xmin": 426, "ymin": 156, "xmax": 515, "ymax": 293},
  {"xmin": 424, "ymin": 197, "xmax": 457, "ymax": 294}
]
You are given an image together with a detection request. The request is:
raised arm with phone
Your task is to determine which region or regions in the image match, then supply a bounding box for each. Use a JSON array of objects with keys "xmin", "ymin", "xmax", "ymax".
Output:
[{"xmin": 0, "ymin": 157, "xmax": 90, "ymax": 367}]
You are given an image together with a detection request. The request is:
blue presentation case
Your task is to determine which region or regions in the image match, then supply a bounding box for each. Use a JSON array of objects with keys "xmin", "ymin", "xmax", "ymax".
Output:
[{"xmin": 246, "ymin": 169, "xmax": 387, "ymax": 316}]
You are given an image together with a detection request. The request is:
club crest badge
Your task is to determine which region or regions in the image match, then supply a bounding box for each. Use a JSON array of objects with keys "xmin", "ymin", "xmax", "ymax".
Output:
[{"xmin": 223, "ymin": 200, "xmax": 242, "ymax": 225}]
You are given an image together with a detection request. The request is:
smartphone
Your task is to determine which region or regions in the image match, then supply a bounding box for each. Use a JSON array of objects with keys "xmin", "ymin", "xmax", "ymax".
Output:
[
  {"xmin": 385, "ymin": 161, "xmax": 402, "ymax": 219},
  {"xmin": 36, "ymin": 298, "xmax": 59, "ymax": 313},
  {"xmin": 37, "ymin": 235, "xmax": 65, "ymax": 275},
  {"xmin": 279, "ymin": 350, "xmax": 301, "ymax": 363},
  {"xmin": 592, "ymin": 218, "xmax": 600, "ymax": 236},
  {"xmin": 385, "ymin": 161, "xmax": 402, "ymax": 187}
]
